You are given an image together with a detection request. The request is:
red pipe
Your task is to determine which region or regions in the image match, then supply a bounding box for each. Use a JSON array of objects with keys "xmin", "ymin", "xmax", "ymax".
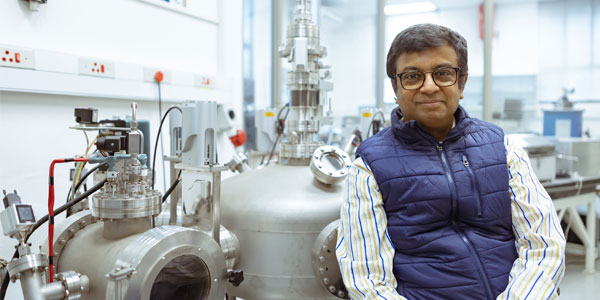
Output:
[{"xmin": 47, "ymin": 157, "xmax": 88, "ymax": 282}]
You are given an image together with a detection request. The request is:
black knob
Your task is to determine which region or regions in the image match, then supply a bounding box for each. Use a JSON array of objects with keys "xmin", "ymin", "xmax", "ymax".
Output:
[{"xmin": 227, "ymin": 269, "xmax": 244, "ymax": 287}]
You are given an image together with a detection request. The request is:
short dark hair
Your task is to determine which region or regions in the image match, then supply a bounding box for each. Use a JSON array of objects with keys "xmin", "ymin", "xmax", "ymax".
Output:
[{"xmin": 386, "ymin": 23, "xmax": 468, "ymax": 93}]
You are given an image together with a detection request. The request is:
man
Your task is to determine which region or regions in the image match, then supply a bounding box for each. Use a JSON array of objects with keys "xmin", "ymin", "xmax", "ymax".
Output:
[{"xmin": 336, "ymin": 24, "xmax": 565, "ymax": 300}]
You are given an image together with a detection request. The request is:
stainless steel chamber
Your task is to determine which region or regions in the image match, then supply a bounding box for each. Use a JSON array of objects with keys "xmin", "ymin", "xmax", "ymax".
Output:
[
  {"xmin": 51, "ymin": 211, "xmax": 226, "ymax": 300},
  {"xmin": 220, "ymin": 164, "xmax": 344, "ymax": 299}
]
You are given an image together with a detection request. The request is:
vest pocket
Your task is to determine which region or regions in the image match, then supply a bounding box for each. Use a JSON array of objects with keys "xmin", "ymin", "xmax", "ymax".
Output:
[{"xmin": 462, "ymin": 154, "xmax": 483, "ymax": 217}]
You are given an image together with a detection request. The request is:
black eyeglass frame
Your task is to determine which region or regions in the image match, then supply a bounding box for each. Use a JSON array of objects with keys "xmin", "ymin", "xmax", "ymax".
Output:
[{"xmin": 395, "ymin": 67, "xmax": 462, "ymax": 90}]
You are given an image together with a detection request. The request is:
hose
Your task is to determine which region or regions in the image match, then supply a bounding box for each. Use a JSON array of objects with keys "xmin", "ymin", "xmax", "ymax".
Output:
[
  {"xmin": 66, "ymin": 163, "xmax": 106, "ymax": 217},
  {"xmin": 161, "ymin": 170, "xmax": 182, "ymax": 204},
  {"xmin": 152, "ymin": 106, "xmax": 182, "ymax": 190}
]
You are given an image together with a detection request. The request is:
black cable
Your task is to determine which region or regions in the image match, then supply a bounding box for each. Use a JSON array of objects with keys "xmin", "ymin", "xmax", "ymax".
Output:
[
  {"xmin": 66, "ymin": 163, "xmax": 106, "ymax": 217},
  {"xmin": 366, "ymin": 110, "xmax": 386, "ymax": 138},
  {"xmin": 152, "ymin": 106, "xmax": 183, "ymax": 189},
  {"xmin": 0, "ymin": 178, "xmax": 107, "ymax": 300},
  {"xmin": 64, "ymin": 186, "xmax": 72, "ymax": 205},
  {"xmin": 265, "ymin": 134, "xmax": 282, "ymax": 167},
  {"xmin": 66, "ymin": 163, "xmax": 105, "ymax": 205},
  {"xmin": 70, "ymin": 163, "xmax": 105, "ymax": 203},
  {"xmin": 265, "ymin": 104, "xmax": 290, "ymax": 167},
  {"xmin": 162, "ymin": 170, "xmax": 182, "ymax": 203},
  {"xmin": 66, "ymin": 161, "xmax": 87, "ymax": 203},
  {"xmin": 0, "ymin": 251, "xmax": 16, "ymax": 300}
]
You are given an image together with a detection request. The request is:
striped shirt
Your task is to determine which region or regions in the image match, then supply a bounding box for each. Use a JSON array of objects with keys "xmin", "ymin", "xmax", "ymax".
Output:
[{"xmin": 336, "ymin": 136, "xmax": 566, "ymax": 300}]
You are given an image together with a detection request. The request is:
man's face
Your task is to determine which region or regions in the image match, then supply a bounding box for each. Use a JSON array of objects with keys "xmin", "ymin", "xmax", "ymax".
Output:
[{"xmin": 394, "ymin": 45, "xmax": 466, "ymax": 134}]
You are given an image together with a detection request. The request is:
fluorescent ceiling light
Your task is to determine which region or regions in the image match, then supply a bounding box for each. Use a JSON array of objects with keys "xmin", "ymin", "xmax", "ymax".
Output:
[{"xmin": 384, "ymin": 2, "xmax": 437, "ymax": 15}]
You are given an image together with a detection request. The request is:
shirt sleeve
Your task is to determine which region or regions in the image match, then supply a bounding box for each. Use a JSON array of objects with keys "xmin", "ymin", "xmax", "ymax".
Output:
[
  {"xmin": 497, "ymin": 136, "xmax": 566, "ymax": 300},
  {"xmin": 336, "ymin": 157, "xmax": 407, "ymax": 300}
]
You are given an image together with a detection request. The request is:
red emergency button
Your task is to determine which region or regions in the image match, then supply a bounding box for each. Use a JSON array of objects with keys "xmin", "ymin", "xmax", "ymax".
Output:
[{"xmin": 229, "ymin": 130, "xmax": 247, "ymax": 148}]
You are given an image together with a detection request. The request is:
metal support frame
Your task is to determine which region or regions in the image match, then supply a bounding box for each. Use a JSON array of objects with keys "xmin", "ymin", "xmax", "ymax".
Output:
[{"xmin": 553, "ymin": 191, "xmax": 598, "ymax": 273}]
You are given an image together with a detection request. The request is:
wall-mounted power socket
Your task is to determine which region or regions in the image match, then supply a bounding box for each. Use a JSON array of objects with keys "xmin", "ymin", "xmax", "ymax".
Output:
[
  {"xmin": 194, "ymin": 74, "xmax": 215, "ymax": 89},
  {"xmin": 0, "ymin": 46, "xmax": 35, "ymax": 69},
  {"xmin": 144, "ymin": 68, "xmax": 171, "ymax": 84},
  {"xmin": 78, "ymin": 58, "xmax": 115, "ymax": 78}
]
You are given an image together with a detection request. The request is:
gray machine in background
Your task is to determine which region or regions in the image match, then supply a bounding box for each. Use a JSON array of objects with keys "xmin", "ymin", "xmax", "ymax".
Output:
[
  {"xmin": 508, "ymin": 134, "xmax": 557, "ymax": 182},
  {"xmin": 554, "ymin": 137, "xmax": 600, "ymax": 178},
  {"xmin": 506, "ymin": 134, "xmax": 600, "ymax": 182}
]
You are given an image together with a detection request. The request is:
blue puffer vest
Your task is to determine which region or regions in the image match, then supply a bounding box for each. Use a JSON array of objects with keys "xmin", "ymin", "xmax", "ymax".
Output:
[{"xmin": 356, "ymin": 106, "xmax": 517, "ymax": 300}]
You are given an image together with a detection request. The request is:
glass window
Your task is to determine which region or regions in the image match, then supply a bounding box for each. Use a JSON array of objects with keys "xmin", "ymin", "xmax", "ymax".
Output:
[{"xmin": 384, "ymin": 0, "xmax": 600, "ymax": 137}]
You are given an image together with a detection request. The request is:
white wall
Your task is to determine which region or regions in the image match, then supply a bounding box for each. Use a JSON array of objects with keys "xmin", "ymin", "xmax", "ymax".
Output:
[
  {"xmin": 323, "ymin": 14, "xmax": 377, "ymax": 116},
  {"xmin": 383, "ymin": 3, "xmax": 538, "ymax": 100},
  {"xmin": 0, "ymin": 0, "xmax": 218, "ymax": 73},
  {"xmin": 0, "ymin": 1, "xmax": 242, "ymax": 298},
  {"xmin": 252, "ymin": 0, "xmax": 274, "ymax": 110},
  {"xmin": 538, "ymin": 0, "xmax": 599, "ymax": 102}
]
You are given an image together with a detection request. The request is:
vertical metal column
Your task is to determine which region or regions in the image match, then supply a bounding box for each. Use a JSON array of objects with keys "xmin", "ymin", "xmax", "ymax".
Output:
[
  {"xmin": 272, "ymin": 0, "xmax": 282, "ymax": 108},
  {"xmin": 483, "ymin": 0, "xmax": 494, "ymax": 122},
  {"xmin": 243, "ymin": 0, "xmax": 256, "ymax": 150},
  {"xmin": 376, "ymin": 0, "xmax": 386, "ymax": 109}
]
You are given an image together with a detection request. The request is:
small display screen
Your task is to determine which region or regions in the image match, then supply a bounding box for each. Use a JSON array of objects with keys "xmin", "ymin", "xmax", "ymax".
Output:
[{"xmin": 16, "ymin": 205, "xmax": 35, "ymax": 223}]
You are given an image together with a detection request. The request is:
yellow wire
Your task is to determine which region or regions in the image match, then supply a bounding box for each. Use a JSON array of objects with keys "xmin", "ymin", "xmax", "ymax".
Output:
[{"xmin": 73, "ymin": 136, "xmax": 98, "ymax": 189}]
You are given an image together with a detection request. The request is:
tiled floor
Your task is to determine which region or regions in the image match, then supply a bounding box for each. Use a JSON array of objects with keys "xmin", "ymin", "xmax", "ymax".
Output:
[{"xmin": 560, "ymin": 254, "xmax": 600, "ymax": 299}]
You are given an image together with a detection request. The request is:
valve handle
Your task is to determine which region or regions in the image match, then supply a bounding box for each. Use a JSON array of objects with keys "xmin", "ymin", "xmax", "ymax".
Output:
[{"xmin": 227, "ymin": 269, "xmax": 244, "ymax": 287}]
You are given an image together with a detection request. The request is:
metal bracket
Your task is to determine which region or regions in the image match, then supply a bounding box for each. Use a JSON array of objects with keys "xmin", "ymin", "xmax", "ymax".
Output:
[{"xmin": 105, "ymin": 266, "xmax": 136, "ymax": 300}]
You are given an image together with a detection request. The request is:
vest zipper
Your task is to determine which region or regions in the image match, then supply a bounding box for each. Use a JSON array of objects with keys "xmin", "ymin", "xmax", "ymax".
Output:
[
  {"xmin": 436, "ymin": 143, "xmax": 457, "ymax": 216},
  {"xmin": 436, "ymin": 143, "xmax": 494, "ymax": 300},
  {"xmin": 462, "ymin": 154, "xmax": 483, "ymax": 217}
]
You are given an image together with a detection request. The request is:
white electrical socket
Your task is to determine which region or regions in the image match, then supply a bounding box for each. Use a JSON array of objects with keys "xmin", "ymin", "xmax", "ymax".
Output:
[
  {"xmin": 143, "ymin": 67, "xmax": 171, "ymax": 84},
  {"xmin": 0, "ymin": 46, "xmax": 35, "ymax": 69},
  {"xmin": 78, "ymin": 58, "xmax": 115, "ymax": 78},
  {"xmin": 194, "ymin": 74, "xmax": 215, "ymax": 89}
]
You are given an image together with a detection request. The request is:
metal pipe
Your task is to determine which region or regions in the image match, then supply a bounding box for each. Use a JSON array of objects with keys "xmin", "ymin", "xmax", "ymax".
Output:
[
  {"xmin": 272, "ymin": 0, "xmax": 282, "ymax": 108},
  {"xmin": 212, "ymin": 171, "xmax": 221, "ymax": 245},
  {"xmin": 169, "ymin": 160, "xmax": 180, "ymax": 225},
  {"xmin": 483, "ymin": 0, "xmax": 494, "ymax": 122},
  {"xmin": 130, "ymin": 103, "xmax": 138, "ymax": 130},
  {"xmin": 40, "ymin": 281, "xmax": 67, "ymax": 300},
  {"xmin": 19, "ymin": 270, "xmax": 45, "ymax": 300}
]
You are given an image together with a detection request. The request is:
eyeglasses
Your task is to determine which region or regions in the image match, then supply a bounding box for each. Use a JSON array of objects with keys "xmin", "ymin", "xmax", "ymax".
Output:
[{"xmin": 396, "ymin": 67, "xmax": 461, "ymax": 90}]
